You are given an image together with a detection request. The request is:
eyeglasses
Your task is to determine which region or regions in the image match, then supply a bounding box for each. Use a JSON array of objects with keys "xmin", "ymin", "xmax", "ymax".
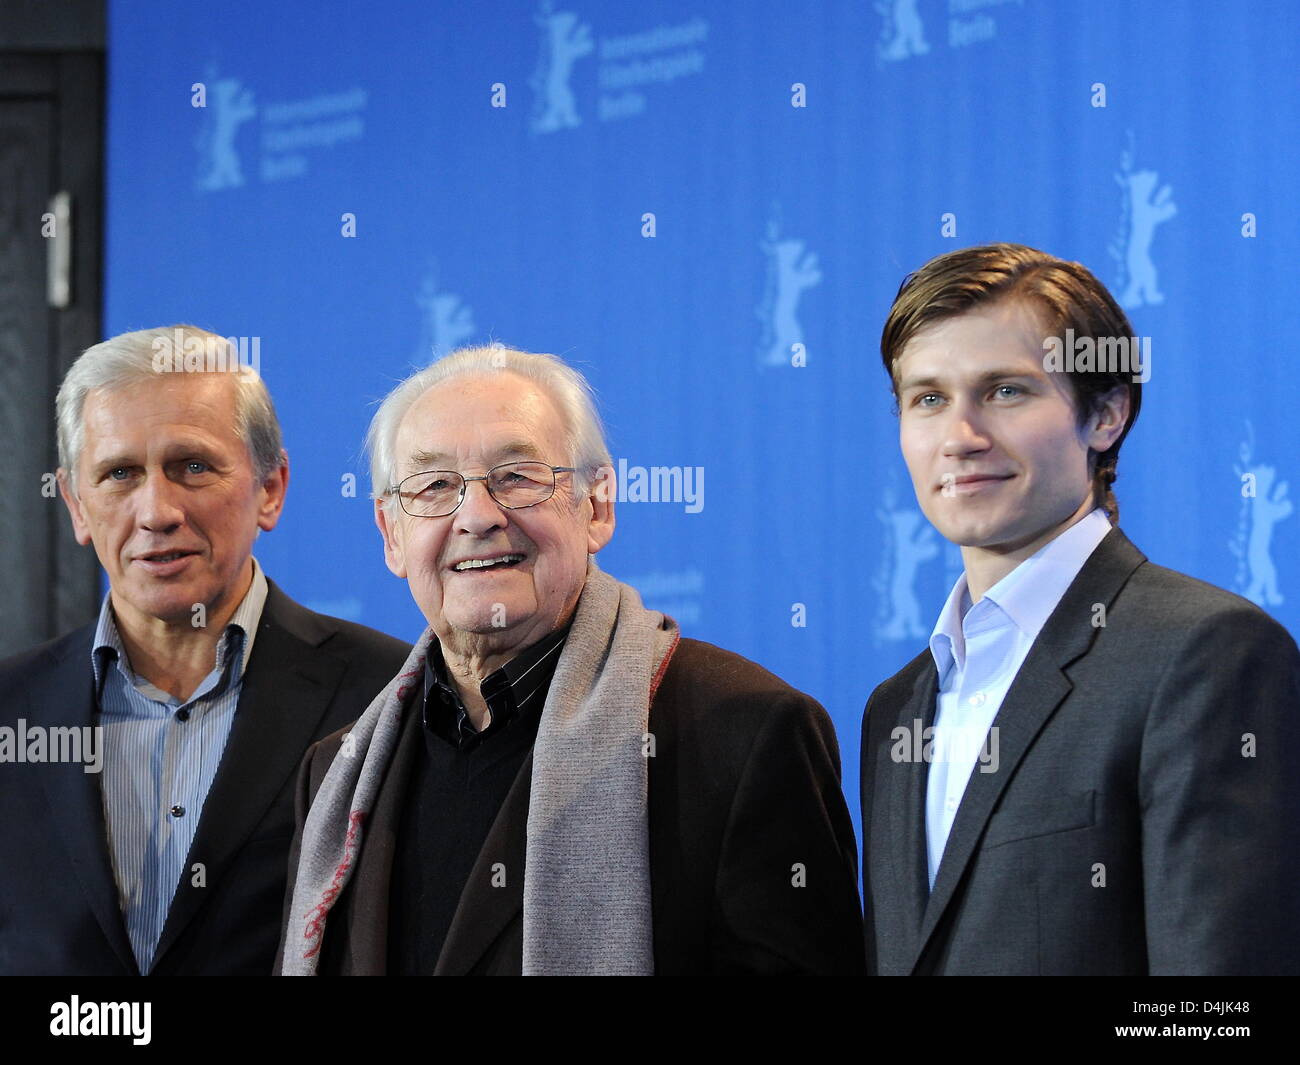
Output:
[{"xmin": 388, "ymin": 461, "xmax": 577, "ymax": 518}]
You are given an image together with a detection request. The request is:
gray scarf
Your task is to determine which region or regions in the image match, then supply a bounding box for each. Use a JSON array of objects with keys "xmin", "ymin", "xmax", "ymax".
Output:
[{"xmin": 281, "ymin": 565, "xmax": 679, "ymax": 975}]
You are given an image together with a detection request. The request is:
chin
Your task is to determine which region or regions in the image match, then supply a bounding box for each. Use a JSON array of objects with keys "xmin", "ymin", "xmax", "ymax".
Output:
[
  {"xmin": 126, "ymin": 595, "xmax": 199, "ymax": 626},
  {"xmin": 128, "ymin": 574, "xmax": 219, "ymax": 619},
  {"xmin": 936, "ymin": 516, "xmax": 1015, "ymax": 550},
  {"xmin": 444, "ymin": 602, "xmax": 533, "ymax": 635}
]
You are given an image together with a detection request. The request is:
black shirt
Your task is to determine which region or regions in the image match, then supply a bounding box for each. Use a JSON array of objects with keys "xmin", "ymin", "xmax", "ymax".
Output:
[{"xmin": 387, "ymin": 626, "xmax": 568, "ymax": 974}]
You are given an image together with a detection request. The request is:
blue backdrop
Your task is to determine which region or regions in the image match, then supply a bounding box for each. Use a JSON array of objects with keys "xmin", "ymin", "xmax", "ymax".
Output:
[{"xmin": 106, "ymin": 0, "xmax": 1300, "ymax": 838}]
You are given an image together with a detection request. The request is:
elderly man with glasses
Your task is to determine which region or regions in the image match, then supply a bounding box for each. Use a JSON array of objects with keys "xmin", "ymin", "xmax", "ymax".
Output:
[{"xmin": 277, "ymin": 346, "xmax": 864, "ymax": 975}]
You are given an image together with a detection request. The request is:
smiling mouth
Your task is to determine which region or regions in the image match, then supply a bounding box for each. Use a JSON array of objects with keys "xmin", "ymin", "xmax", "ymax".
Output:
[
  {"xmin": 943, "ymin": 475, "xmax": 1013, "ymax": 489},
  {"xmin": 452, "ymin": 554, "xmax": 526, "ymax": 572},
  {"xmin": 132, "ymin": 551, "xmax": 200, "ymax": 575}
]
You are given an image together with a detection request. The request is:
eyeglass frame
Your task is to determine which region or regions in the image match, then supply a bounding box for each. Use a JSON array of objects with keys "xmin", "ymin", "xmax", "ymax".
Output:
[{"xmin": 385, "ymin": 461, "xmax": 579, "ymax": 518}]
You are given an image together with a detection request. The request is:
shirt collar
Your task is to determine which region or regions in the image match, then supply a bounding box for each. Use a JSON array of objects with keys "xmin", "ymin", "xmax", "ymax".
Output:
[
  {"xmin": 985, "ymin": 507, "xmax": 1113, "ymax": 640},
  {"xmin": 929, "ymin": 508, "xmax": 1113, "ymax": 679},
  {"xmin": 423, "ymin": 624, "xmax": 570, "ymax": 743},
  {"xmin": 91, "ymin": 556, "xmax": 270, "ymax": 691},
  {"xmin": 928, "ymin": 573, "xmax": 973, "ymax": 683}
]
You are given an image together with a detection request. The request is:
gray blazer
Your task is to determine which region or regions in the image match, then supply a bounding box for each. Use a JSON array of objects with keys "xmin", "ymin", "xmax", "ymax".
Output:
[{"xmin": 860, "ymin": 526, "xmax": 1300, "ymax": 975}]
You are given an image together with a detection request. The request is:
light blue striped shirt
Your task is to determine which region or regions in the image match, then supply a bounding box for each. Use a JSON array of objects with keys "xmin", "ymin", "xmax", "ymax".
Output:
[
  {"xmin": 925, "ymin": 509, "xmax": 1112, "ymax": 889},
  {"xmin": 91, "ymin": 558, "xmax": 268, "ymax": 973}
]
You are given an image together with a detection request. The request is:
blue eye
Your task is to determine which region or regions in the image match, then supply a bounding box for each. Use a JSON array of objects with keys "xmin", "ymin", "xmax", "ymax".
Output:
[
  {"xmin": 995, "ymin": 385, "xmax": 1023, "ymax": 399},
  {"xmin": 185, "ymin": 461, "xmax": 209, "ymax": 474}
]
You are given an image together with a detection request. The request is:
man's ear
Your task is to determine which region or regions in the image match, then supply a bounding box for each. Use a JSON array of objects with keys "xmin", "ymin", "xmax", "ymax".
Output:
[
  {"xmin": 1086, "ymin": 385, "xmax": 1131, "ymax": 454},
  {"xmin": 256, "ymin": 451, "xmax": 290, "ymax": 532},
  {"xmin": 374, "ymin": 498, "xmax": 409, "ymax": 578},
  {"xmin": 586, "ymin": 465, "xmax": 616, "ymax": 554},
  {"xmin": 57, "ymin": 468, "xmax": 93, "ymax": 546}
]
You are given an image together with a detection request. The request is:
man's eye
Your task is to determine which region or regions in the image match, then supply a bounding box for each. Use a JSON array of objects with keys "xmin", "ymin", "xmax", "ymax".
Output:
[
  {"xmin": 915, "ymin": 393, "xmax": 942, "ymax": 407},
  {"xmin": 994, "ymin": 385, "xmax": 1023, "ymax": 399},
  {"xmin": 107, "ymin": 468, "xmax": 132, "ymax": 481},
  {"xmin": 185, "ymin": 461, "xmax": 210, "ymax": 474}
]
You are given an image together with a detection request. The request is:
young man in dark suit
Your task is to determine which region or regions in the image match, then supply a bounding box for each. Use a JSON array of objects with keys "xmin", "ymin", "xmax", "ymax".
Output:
[
  {"xmin": 0, "ymin": 326, "xmax": 409, "ymax": 975},
  {"xmin": 860, "ymin": 243, "xmax": 1300, "ymax": 975}
]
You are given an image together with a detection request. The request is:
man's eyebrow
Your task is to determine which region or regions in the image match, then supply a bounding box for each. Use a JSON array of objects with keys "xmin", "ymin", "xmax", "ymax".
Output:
[
  {"xmin": 407, "ymin": 449, "xmax": 450, "ymax": 470},
  {"xmin": 87, "ymin": 441, "xmax": 222, "ymax": 473},
  {"xmin": 897, "ymin": 374, "xmax": 944, "ymax": 393},
  {"xmin": 406, "ymin": 440, "xmax": 546, "ymax": 470},
  {"xmin": 899, "ymin": 368, "xmax": 1042, "ymax": 392},
  {"xmin": 494, "ymin": 440, "xmax": 545, "ymax": 461},
  {"xmin": 89, "ymin": 454, "xmax": 137, "ymax": 474}
]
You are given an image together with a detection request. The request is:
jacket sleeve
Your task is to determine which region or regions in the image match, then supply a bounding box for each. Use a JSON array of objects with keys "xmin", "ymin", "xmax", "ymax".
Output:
[
  {"xmin": 711, "ymin": 695, "xmax": 867, "ymax": 974},
  {"xmin": 1140, "ymin": 605, "xmax": 1300, "ymax": 974},
  {"xmin": 859, "ymin": 688, "xmax": 881, "ymax": 976}
]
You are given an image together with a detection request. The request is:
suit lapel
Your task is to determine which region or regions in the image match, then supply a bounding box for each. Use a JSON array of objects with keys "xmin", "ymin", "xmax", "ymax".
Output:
[
  {"xmin": 435, "ymin": 750, "xmax": 532, "ymax": 975},
  {"xmin": 26, "ymin": 630, "xmax": 138, "ymax": 973},
  {"xmin": 912, "ymin": 528, "xmax": 1147, "ymax": 972},
  {"xmin": 153, "ymin": 582, "xmax": 347, "ymax": 966},
  {"xmin": 880, "ymin": 661, "xmax": 937, "ymax": 952}
]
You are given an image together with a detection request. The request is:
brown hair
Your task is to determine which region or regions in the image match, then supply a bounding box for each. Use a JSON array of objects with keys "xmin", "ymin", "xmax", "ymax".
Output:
[{"xmin": 881, "ymin": 242, "xmax": 1143, "ymax": 524}]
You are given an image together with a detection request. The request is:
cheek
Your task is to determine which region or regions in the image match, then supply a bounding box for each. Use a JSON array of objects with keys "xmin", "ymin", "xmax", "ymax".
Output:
[
  {"xmin": 90, "ymin": 504, "xmax": 127, "ymax": 549},
  {"xmin": 412, "ymin": 533, "xmax": 446, "ymax": 578},
  {"xmin": 530, "ymin": 522, "xmax": 587, "ymax": 585},
  {"xmin": 1037, "ymin": 424, "xmax": 1090, "ymax": 478},
  {"xmin": 899, "ymin": 427, "xmax": 932, "ymax": 479},
  {"xmin": 394, "ymin": 525, "xmax": 441, "ymax": 585}
]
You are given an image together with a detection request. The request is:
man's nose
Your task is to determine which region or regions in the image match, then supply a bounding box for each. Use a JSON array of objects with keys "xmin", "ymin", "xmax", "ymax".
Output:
[
  {"xmin": 136, "ymin": 472, "xmax": 186, "ymax": 533},
  {"xmin": 453, "ymin": 477, "xmax": 508, "ymax": 535},
  {"xmin": 941, "ymin": 400, "xmax": 992, "ymax": 457}
]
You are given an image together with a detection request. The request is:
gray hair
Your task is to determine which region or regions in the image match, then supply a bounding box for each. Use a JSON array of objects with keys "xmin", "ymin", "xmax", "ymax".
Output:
[
  {"xmin": 366, "ymin": 345, "xmax": 613, "ymax": 509},
  {"xmin": 56, "ymin": 325, "xmax": 285, "ymax": 492}
]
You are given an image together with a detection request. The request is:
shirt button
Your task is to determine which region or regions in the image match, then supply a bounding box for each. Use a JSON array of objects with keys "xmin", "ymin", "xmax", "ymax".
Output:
[
  {"xmin": 946, "ymin": 796, "xmax": 958, "ymax": 811},
  {"xmin": 968, "ymin": 691, "xmax": 987, "ymax": 708},
  {"xmin": 170, "ymin": 805, "xmax": 186, "ymax": 818},
  {"xmin": 175, "ymin": 708, "xmax": 190, "ymax": 722}
]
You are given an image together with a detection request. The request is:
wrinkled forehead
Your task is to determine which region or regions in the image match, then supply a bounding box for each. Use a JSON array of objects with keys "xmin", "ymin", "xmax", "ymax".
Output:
[
  {"xmin": 81, "ymin": 372, "xmax": 242, "ymax": 446},
  {"xmin": 395, "ymin": 375, "xmax": 568, "ymax": 473}
]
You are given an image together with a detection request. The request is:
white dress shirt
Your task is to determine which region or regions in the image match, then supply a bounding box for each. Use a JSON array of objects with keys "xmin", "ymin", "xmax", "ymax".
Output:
[{"xmin": 925, "ymin": 509, "xmax": 1113, "ymax": 888}]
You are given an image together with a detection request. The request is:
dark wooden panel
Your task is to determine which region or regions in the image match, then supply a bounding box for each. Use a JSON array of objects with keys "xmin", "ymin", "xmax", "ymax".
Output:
[
  {"xmin": 0, "ymin": 94, "xmax": 56, "ymax": 656},
  {"xmin": 0, "ymin": 53, "xmax": 58, "ymax": 95},
  {"xmin": 0, "ymin": 47, "xmax": 102, "ymax": 657},
  {"xmin": 0, "ymin": 0, "xmax": 105, "ymax": 51},
  {"xmin": 51, "ymin": 50, "xmax": 103, "ymax": 635}
]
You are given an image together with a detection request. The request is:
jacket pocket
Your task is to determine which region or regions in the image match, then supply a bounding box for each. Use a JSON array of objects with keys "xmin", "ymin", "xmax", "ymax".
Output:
[{"xmin": 982, "ymin": 789, "xmax": 1096, "ymax": 849}]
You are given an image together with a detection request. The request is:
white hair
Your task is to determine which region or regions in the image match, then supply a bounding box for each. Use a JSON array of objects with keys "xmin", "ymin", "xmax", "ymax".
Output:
[
  {"xmin": 366, "ymin": 345, "xmax": 612, "ymax": 509},
  {"xmin": 56, "ymin": 325, "xmax": 285, "ymax": 492}
]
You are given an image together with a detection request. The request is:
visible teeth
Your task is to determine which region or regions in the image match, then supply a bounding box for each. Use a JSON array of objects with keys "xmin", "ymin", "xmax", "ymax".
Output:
[{"xmin": 454, "ymin": 554, "xmax": 524, "ymax": 571}]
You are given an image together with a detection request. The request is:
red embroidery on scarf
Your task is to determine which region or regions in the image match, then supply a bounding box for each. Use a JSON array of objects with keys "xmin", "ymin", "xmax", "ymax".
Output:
[
  {"xmin": 298, "ymin": 651, "xmax": 439, "ymax": 959},
  {"xmin": 300, "ymin": 809, "xmax": 367, "ymax": 959}
]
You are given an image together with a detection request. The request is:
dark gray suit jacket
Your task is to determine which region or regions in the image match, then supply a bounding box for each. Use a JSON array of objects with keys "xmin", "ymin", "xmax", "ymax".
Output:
[
  {"xmin": 860, "ymin": 527, "xmax": 1300, "ymax": 975},
  {"xmin": 0, "ymin": 579, "xmax": 410, "ymax": 975}
]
